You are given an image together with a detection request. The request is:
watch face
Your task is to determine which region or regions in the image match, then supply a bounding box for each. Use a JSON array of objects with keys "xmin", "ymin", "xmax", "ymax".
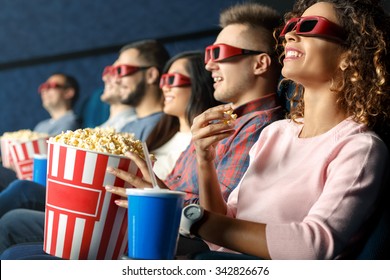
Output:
[{"xmin": 184, "ymin": 205, "xmax": 202, "ymax": 220}]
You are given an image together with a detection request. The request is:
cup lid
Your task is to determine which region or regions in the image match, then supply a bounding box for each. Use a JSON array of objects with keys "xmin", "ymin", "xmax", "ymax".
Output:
[
  {"xmin": 126, "ymin": 188, "xmax": 186, "ymax": 197},
  {"xmin": 33, "ymin": 153, "xmax": 48, "ymax": 159}
]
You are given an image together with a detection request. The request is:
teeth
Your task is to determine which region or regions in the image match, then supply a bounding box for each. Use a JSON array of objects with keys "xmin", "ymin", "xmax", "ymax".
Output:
[
  {"xmin": 286, "ymin": 50, "xmax": 302, "ymax": 58},
  {"xmin": 213, "ymin": 77, "xmax": 222, "ymax": 82},
  {"xmin": 164, "ymin": 96, "xmax": 174, "ymax": 102}
]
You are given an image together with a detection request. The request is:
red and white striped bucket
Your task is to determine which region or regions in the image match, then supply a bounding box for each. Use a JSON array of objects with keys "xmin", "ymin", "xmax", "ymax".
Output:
[
  {"xmin": 43, "ymin": 141, "xmax": 142, "ymax": 260},
  {"xmin": 1, "ymin": 138, "xmax": 15, "ymax": 169},
  {"xmin": 9, "ymin": 138, "xmax": 49, "ymax": 180}
]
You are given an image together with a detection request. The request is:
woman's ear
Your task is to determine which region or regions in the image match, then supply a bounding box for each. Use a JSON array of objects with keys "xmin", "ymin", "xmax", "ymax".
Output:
[
  {"xmin": 254, "ymin": 53, "xmax": 272, "ymax": 75},
  {"xmin": 145, "ymin": 67, "xmax": 160, "ymax": 85}
]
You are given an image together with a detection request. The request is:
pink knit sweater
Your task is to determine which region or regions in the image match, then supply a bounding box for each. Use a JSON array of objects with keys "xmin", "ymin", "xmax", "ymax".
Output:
[{"xmin": 217, "ymin": 118, "xmax": 388, "ymax": 259}]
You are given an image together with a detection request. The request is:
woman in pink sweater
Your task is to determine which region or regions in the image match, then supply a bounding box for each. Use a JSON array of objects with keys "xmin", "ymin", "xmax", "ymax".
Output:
[
  {"xmin": 105, "ymin": 0, "xmax": 389, "ymax": 259},
  {"xmin": 186, "ymin": 0, "xmax": 390, "ymax": 259}
]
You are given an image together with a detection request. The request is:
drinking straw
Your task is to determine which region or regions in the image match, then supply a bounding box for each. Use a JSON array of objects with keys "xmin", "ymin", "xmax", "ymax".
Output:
[{"xmin": 141, "ymin": 142, "xmax": 159, "ymax": 189}]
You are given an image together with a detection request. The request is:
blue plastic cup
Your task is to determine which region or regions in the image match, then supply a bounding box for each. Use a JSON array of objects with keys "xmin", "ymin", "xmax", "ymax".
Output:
[
  {"xmin": 32, "ymin": 154, "xmax": 48, "ymax": 186},
  {"xmin": 126, "ymin": 188, "xmax": 185, "ymax": 260}
]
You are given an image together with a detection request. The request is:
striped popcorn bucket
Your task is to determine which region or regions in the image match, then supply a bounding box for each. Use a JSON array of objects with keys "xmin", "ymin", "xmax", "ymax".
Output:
[
  {"xmin": 9, "ymin": 138, "xmax": 49, "ymax": 180},
  {"xmin": 1, "ymin": 137, "xmax": 15, "ymax": 169},
  {"xmin": 43, "ymin": 141, "xmax": 142, "ymax": 260}
]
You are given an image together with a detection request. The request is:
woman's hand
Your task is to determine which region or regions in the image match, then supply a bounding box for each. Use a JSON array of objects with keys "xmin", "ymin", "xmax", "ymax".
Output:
[
  {"xmin": 104, "ymin": 184, "xmax": 129, "ymax": 208},
  {"xmin": 105, "ymin": 151, "xmax": 169, "ymax": 208},
  {"xmin": 191, "ymin": 103, "xmax": 236, "ymax": 163}
]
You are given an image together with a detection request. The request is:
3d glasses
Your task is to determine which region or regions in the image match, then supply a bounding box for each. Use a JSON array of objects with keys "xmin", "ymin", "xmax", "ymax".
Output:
[
  {"xmin": 204, "ymin": 43, "xmax": 265, "ymax": 64},
  {"xmin": 38, "ymin": 81, "xmax": 67, "ymax": 93},
  {"xmin": 102, "ymin": 65, "xmax": 114, "ymax": 78},
  {"xmin": 102, "ymin": 64, "xmax": 150, "ymax": 79},
  {"xmin": 279, "ymin": 16, "xmax": 345, "ymax": 43},
  {"xmin": 159, "ymin": 73, "xmax": 191, "ymax": 88}
]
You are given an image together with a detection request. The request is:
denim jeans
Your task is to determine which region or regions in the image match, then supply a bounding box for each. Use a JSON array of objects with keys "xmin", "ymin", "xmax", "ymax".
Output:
[
  {"xmin": 0, "ymin": 242, "xmax": 59, "ymax": 260},
  {"xmin": 0, "ymin": 166, "xmax": 17, "ymax": 191},
  {"xmin": 0, "ymin": 209, "xmax": 45, "ymax": 254},
  {"xmin": 0, "ymin": 180, "xmax": 46, "ymax": 217}
]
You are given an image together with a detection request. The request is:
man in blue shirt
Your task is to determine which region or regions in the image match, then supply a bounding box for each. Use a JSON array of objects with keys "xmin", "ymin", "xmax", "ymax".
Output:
[
  {"xmin": 113, "ymin": 40, "xmax": 169, "ymax": 140},
  {"xmin": 0, "ymin": 73, "xmax": 81, "ymax": 190},
  {"xmin": 33, "ymin": 73, "xmax": 80, "ymax": 135}
]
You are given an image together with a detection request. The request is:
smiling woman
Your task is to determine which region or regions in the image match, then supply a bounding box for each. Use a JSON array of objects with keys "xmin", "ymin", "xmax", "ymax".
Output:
[
  {"xmin": 283, "ymin": 0, "xmax": 390, "ymax": 132},
  {"xmin": 145, "ymin": 51, "xmax": 222, "ymax": 180},
  {"xmin": 185, "ymin": 0, "xmax": 390, "ymax": 260}
]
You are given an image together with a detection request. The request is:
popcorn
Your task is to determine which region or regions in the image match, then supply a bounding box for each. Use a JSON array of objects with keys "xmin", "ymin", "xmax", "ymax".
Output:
[
  {"xmin": 223, "ymin": 109, "xmax": 237, "ymax": 125},
  {"xmin": 1, "ymin": 129, "xmax": 49, "ymax": 141},
  {"xmin": 50, "ymin": 128, "xmax": 151, "ymax": 159}
]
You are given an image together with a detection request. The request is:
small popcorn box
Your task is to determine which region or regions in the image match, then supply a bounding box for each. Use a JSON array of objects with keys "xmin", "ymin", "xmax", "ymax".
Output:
[
  {"xmin": 43, "ymin": 141, "xmax": 142, "ymax": 260},
  {"xmin": 1, "ymin": 130, "xmax": 49, "ymax": 169},
  {"xmin": 9, "ymin": 138, "xmax": 49, "ymax": 180}
]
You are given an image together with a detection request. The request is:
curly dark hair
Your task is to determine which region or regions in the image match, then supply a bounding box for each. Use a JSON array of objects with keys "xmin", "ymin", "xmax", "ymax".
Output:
[{"xmin": 280, "ymin": 0, "xmax": 390, "ymax": 129}]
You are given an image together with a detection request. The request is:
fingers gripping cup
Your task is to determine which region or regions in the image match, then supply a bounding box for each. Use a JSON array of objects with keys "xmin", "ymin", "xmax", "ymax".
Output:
[{"xmin": 126, "ymin": 188, "xmax": 185, "ymax": 260}]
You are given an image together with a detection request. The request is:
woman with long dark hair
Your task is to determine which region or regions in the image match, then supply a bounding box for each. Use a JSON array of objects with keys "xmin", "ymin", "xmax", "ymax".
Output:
[{"xmin": 146, "ymin": 51, "xmax": 221, "ymax": 179}]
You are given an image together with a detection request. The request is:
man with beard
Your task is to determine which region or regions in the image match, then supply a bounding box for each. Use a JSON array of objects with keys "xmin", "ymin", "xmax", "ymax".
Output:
[
  {"xmin": 114, "ymin": 40, "xmax": 169, "ymax": 140},
  {"xmin": 98, "ymin": 61, "xmax": 137, "ymax": 131}
]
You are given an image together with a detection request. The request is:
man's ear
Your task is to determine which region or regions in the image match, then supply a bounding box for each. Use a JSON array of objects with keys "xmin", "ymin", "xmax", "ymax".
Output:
[
  {"xmin": 63, "ymin": 88, "xmax": 75, "ymax": 100},
  {"xmin": 253, "ymin": 53, "xmax": 272, "ymax": 75},
  {"xmin": 145, "ymin": 67, "xmax": 160, "ymax": 85}
]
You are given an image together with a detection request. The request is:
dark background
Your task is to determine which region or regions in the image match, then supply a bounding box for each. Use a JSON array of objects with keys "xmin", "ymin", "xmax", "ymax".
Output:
[{"xmin": 0, "ymin": 0, "xmax": 388, "ymax": 134}]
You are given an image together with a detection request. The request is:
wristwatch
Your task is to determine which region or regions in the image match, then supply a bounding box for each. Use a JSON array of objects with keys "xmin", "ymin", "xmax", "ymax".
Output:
[{"xmin": 180, "ymin": 204, "xmax": 204, "ymax": 238}]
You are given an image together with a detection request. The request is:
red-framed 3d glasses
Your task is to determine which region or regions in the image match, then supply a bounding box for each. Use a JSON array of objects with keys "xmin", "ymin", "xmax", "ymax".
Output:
[
  {"xmin": 279, "ymin": 16, "xmax": 345, "ymax": 43},
  {"xmin": 204, "ymin": 43, "xmax": 265, "ymax": 64},
  {"xmin": 102, "ymin": 64, "xmax": 150, "ymax": 79},
  {"xmin": 159, "ymin": 73, "xmax": 191, "ymax": 88},
  {"xmin": 102, "ymin": 65, "xmax": 114, "ymax": 78},
  {"xmin": 38, "ymin": 81, "xmax": 67, "ymax": 93}
]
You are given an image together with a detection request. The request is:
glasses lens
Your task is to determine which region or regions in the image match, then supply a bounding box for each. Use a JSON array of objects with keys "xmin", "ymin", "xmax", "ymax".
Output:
[
  {"xmin": 299, "ymin": 19, "xmax": 318, "ymax": 33},
  {"xmin": 285, "ymin": 22, "xmax": 297, "ymax": 33},
  {"xmin": 212, "ymin": 47, "xmax": 220, "ymax": 60},
  {"xmin": 168, "ymin": 75, "xmax": 175, "ymax": 85},
  {"xmin": 116, "ymin": 67, "xmax": 123, "ymax": 76},
  {"xmin": 39, "ymin": 82, "xmax": 65, "ymax": 93}
]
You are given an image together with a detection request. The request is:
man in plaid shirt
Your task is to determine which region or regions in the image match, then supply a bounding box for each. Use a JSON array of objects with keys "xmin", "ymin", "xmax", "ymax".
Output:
[{"xmin": 162, "ymin": 4, "xmax": 285, "ymax": 203}]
